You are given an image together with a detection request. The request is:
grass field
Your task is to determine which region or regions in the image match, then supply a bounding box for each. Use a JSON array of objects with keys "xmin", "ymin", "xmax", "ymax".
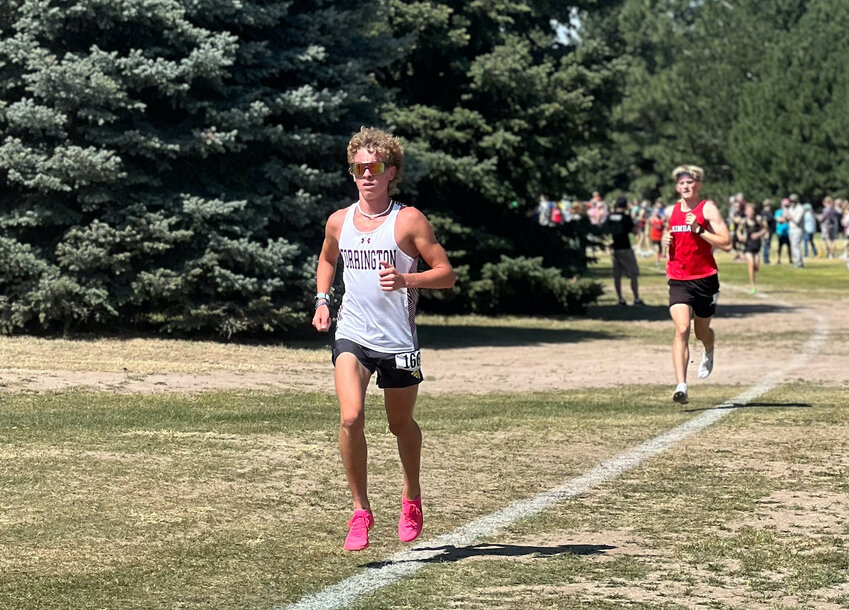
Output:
[{"xmin": 0, "ymin": 248, "xmax": 847, "ymax": 609}]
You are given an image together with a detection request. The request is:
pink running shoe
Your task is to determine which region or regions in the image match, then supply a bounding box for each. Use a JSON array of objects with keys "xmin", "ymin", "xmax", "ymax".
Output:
[
  {"xmin": 344, "ymin": 509, "xmax": 374, "ymax": 551},
  {"xmin": 398, "ymin": 496, "xmax": 423, "ymax": 543}
]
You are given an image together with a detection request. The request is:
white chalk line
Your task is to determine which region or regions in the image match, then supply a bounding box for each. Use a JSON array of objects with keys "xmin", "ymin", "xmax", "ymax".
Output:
[{"xmin": 283, "ymin": 296, "xmax": 829, "ymax": 610}]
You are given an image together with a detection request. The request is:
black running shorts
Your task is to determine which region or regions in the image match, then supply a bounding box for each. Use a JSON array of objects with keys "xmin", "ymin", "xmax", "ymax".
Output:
[
  {"xmin": 668, "ymin": 274, "xmax": 720, "ymax": 319},
  {"xmin": 332, "ymin": 338, "xmax": 423, "ymax": 389}
]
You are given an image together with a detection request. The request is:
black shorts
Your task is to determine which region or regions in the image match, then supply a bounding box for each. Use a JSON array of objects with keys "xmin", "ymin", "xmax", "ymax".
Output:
[
  {"xmin": 332, "ymin": 338, "xmax": 423, "ymax": 389},
  {"xmin": 612, "ymin": 248, "xmax": 640, "ymax": 278},
  {"xmin": 668, "ymin": 274, "xmax": 720, "ymax": 319}
]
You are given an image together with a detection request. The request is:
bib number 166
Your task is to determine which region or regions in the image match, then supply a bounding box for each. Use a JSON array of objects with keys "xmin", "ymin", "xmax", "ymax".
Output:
[{"xmin": 395, "ymin": 350, "xmax": 421, "ymax": 371}]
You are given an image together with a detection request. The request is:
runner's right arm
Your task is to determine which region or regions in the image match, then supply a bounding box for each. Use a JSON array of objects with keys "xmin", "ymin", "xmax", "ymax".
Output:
[{"xmin": 313, "ymin": 210, "xmax": 345, "ymax": 332}]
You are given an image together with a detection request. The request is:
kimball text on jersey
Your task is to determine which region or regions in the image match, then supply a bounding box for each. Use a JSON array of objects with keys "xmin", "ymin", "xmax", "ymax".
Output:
[{"xmin": 340, "ymin": 248, "xmax": 398, "ymax": 270}]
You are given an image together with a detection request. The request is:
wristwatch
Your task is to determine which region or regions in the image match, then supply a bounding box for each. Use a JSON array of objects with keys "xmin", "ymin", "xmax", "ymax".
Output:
[{"xmin": 697, "ymin": 226, "xmax": 705, "ymax": 235}]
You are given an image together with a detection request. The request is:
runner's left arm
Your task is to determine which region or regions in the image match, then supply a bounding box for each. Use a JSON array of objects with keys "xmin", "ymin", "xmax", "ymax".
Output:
[
  {"xmin": 696, "ymin": 201, "xmax": 733, "ymax": 251},
  {"xmin": 378, "ymin": 208, "xmax": 456, "ymax": 292}
]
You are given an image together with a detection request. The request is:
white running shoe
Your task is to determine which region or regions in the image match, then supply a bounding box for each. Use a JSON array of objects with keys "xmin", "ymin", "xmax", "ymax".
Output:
[
  {"xmin": 672, "ymin": 382, "xmax": 689, "ymax": 405},
  {"xmin": 698, "ymin": 351, "xmax": 714, "ymax": 379}
]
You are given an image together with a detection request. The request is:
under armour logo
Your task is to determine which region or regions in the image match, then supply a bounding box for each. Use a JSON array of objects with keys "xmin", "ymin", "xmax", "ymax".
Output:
[{"xmin": 360, "ymin": 237, "xmax": 371, "ymax": 244}]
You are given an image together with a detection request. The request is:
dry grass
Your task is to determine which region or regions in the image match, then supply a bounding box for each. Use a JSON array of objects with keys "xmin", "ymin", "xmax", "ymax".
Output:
[
  {"xmin": 351, "ymin": 386, "xmax": 849, "ymax": 610},
  {"xmin": 0, "ymin": 334, "xmax": 328, "ymax": 373}
]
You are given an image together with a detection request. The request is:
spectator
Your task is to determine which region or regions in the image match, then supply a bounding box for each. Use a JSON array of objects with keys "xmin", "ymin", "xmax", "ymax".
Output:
[
  {"xmin": 820, "ymin": 196, "xmax": 839, "ymax": 259},
  {"xmin": 787, "ymin": 193, "xmax": 805, "ymax": 268},
  {"xmin": 634, "ymin": 199, "xmax": 651, "ymax": 256},
  {"xmin": 604, "ymin": 195, "xmax": 644, "ymax": 306},
  {"xmin": 841, "ymin": 200, "xmax": 849, "ymax": 261},
  {"xmin": 761, "ymin": 199, "xmax": 776, "ymax": 264},
  {"xmin": 537, "ymin": 195, "xmax": 554, "ymax": 226},
  {"xmin": 802, "ymin": 203, "xmax": 818, "ymax": 257},
  {"xmin": 774, "ymin": 197, "xmax": 791, "ymax": 264},
  {"xmin": 649, "ymin": 204, "xmax": 666, "ymax": 265},
  {"xmin": 550, "ymin": 200, "xmax": 564, "ymax": 225}
]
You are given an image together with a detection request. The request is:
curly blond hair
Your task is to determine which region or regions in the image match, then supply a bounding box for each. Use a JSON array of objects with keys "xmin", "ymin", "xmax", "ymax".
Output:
[
  {"xmin": 347, "ymin": 127, "xmax": 404, "ymax": 196},
  {"xmin": 671, "ymin": 164, "xmax": 705, "ymax": 182}
]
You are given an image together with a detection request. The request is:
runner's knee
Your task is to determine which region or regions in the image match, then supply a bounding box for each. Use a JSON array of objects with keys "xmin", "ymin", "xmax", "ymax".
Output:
[
  {"xmin": 387, "ymin": 416, "xmax": 416, "ymax": 437},
  {"xmin": 340, "ymin": 410, "xmax": 365, "ymax": 433}
]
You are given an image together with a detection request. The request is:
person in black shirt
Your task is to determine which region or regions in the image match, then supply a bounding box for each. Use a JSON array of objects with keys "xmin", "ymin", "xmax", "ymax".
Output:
[
  {"xmin": 760, "ymin": 199, "xmax": 776, "ymax": 264},
  {"xmin": 605, "ymin": 195, "xmax": 644, "ymax": 306}
]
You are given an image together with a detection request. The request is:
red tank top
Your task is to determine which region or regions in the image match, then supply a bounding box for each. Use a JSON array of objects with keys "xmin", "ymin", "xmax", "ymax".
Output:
[
  {"xmin": 666, "ymin": 200, "xmax": 718, "ymax": 280},
  {"xmin": 649, "ymin": 217, "xmax": 664, "ymax": 241}
]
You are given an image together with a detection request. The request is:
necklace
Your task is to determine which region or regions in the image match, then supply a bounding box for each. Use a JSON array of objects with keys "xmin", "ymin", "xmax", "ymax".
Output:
[{"xmin": 357, "ymin": 200, "xmax": 393, "ymax": 220}]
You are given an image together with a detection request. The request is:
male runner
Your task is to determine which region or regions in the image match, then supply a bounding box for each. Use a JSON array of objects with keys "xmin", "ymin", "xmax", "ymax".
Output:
[
  {"xmin": 312, "ymin": 127, "xmax": 455, "ymax": 550},
  {"xmin": 737, "ymin": 202, "xmax": 768, "ymax": 294},
  {"xmin": 662, "ymin": 165, "xmax": 731, "ymax": 405}
]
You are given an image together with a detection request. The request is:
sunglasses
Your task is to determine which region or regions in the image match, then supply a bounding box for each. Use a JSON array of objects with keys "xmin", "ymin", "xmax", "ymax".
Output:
[{"xmin": 349, "ymin": 162, "xmax": 388, "ymax": 177}]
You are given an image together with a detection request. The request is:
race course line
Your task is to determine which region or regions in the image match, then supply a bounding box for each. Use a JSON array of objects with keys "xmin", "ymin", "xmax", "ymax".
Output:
[{"xmin": 284, "ymin": 300, "xmax": 829, "ymax": 610}]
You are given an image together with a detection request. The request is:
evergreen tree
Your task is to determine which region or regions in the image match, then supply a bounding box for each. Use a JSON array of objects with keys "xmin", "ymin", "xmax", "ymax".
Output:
[
  {"xmin": 588, "ymin": 0, "xmax": 809, "ymax": 203},
  {"xmin": 374, "ymin": 0, "xmax": 623, "ymax": 311},
  {"xmin": 0, "ymin": 0, "xmax": 388, "ymax": 336},
  {"xmin": 729, "ymin": 0, "xmax": 849, "ymax": 201}
]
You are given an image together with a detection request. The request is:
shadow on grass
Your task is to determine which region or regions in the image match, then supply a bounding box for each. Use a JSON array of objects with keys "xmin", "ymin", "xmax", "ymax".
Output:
[
  {"xmin": 683, "ymin": 401, "xmax": 812, "ymax": 413},
  {"xmin": 417, "ymin": 325, "xmax": 612, "ymax": 348},
  {"xmin": 362, "ymin": 542, "xmax": 615, "ymax": 568},
  {"xmin": 586, "ymin": 302, "xmax": 796, "ymax": 322}
]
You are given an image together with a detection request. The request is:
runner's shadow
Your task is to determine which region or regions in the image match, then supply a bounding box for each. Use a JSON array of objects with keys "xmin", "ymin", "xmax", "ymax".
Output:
[
  {"xmin": 587, "ymin": 304, "xmax": 669, "ymax": 322},
  {"xmin": 683, "ymin": 401, "xmax": 812, "ymax": 413},
  {"xmin": 417, "ymin": 325, "xmax": 612, "ymax": 348},
  {"xmin": 361, "ymin": 543, "xmax": 614, "ymax": 569},
  {"xmin": 588, "ymin": 302, "xmax": 794, "ymax": 322}
]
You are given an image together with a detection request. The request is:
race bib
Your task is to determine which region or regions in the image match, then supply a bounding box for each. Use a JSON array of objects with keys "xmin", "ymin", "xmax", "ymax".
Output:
[{"xmin": 395, "ymin": 350, "xmax": 421, "ymax": 371}]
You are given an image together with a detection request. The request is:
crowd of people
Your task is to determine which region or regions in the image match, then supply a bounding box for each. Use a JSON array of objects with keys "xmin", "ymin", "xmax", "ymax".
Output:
[{"xmin": 538, "ymin": 190, "xmax": 849, "ymax": 293}]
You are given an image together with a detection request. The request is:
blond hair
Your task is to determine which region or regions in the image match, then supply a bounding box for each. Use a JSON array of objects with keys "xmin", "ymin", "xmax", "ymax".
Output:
[
  {"xmin": 671, "ymin": 165, "xmax": 704, "ymax": 182},
  {"xmin": 347, "ymin": 127, "xmax": 404, "ymax": 196}
]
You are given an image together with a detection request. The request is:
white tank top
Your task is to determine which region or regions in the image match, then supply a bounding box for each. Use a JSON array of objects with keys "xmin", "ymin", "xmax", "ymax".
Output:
[{"xmin": 335, "ymin": 201, "xmax": 419, "ymax": 353}]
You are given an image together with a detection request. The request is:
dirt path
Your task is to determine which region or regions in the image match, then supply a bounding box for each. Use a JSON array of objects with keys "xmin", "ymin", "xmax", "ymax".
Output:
[{"xmin": 0, "ymin": 292, "xmax": 846, "ymax": 395}]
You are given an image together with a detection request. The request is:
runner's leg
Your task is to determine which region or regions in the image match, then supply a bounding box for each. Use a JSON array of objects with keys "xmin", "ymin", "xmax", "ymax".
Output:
[
  {"xmin": 335, "ymin": 353, "xmax": 372, "ymax": 510},
  {"xmin": 384, "ymin": 385, "xmax": 422, "ymax": 502},
  {"xmin": 746, "ymin": 252, "xmax": 755, "ymax": 290},
  {"xmin": 693, "ymin": 315, "xmax": 714, "ymax": 355},
  {"xmin": 670, "ymin": 304, "xmax": 692, "ymax": 385}
]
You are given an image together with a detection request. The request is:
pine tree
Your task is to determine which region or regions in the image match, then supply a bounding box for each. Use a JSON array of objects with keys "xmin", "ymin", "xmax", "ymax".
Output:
[
  {"xmin": 0, "ymin": 0, "xmax": 389, "ymax": 336},
  {"xmin": 588, "ymin": 0, "xmax": 810, "ymax": 202},
  {"xmin": 729, "ymin": 0, "xmax": 849, "ymax": 200},
  {"xmin": 372, "ymin": 1, "xmax": 622, "ymax": 311}
]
